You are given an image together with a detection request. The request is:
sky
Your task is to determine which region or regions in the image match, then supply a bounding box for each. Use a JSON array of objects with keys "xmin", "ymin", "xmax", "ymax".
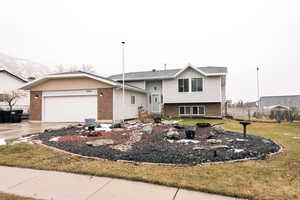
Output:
[{"xmin": 1, "ymin": 0, "xmax": 300, "ymax": 102}]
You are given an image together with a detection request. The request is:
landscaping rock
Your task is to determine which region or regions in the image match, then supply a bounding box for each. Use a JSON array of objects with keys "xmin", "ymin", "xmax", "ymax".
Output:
[
  {"xmin": 207, "ymin": 139, "xmax": 222, "ymax": 144},
  {"xmin": 86, "ymin": 139, "xmax": 114, "ymax": 147},
  {"xmin": 176, "ymin": 139, "xmax": 199, "ymax": 144},
  {"xmin": 142, "ymin": 125, "xmax": 152, "ymax": 134},
  {"xmin": 211, "ymin": 125, "xmax": 225, "ymax": 135},
  {"xmin": 166, "ymin": 129, "xmax": 180, "ymax": 140},
  {"xmin": 173, "ymin": 124, "xmax": 185, "ymax": 130},
  {"xmin": 110, "ymin": 123, "xmax": 122, "ymax": 129},
  {"xmin": 209, "ymin": 145, "xmax": 229, "ymax": 150},
  {"xmin": 262, "ymin": 139, "xmax": 272, "ymax": 144}
]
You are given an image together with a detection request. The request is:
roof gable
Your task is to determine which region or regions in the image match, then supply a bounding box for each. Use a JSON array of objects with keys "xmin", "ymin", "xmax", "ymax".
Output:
[
  {"xmin": 174, "ymin": 65, "xmax": 206, "ymax": 77},
  {"xmin": 0, "ymin": 69, "xmax": 28, "ymax": 83},
  {"xmin": 109, "ymin": 65, "xmax": 227, "ymax": 81},
  {"xmin": 20, "ymin": 71, "xmax": 146, "ymax": 93}
]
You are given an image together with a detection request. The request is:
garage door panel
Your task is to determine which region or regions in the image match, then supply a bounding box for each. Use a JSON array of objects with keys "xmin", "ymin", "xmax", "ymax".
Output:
[{"xmin": 44, "ymin": 96, "xmax": 97, "ymax": 122}]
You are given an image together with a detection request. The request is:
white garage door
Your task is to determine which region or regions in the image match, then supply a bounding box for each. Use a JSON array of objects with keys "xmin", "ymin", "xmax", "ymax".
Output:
[{"xmin": 43, "ymin": 95, "xmax": 97, "ymax": 122}]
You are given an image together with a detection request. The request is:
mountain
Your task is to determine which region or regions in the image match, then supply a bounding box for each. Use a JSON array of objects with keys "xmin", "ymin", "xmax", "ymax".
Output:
[{"xmin": 0, "ymin": 52, "xmax": 50, "ymax": 79}]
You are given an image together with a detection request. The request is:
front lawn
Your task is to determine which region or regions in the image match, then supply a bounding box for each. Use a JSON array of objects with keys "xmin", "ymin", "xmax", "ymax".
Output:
[{"xmin": 0, "ymin": 119, "xmax": 299, "ymax": 200}]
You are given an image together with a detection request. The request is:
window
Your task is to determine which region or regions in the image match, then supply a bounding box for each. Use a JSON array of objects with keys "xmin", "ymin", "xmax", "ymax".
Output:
[
  {"xmin": 131, "ymin": 96, "xmax": 135, "ymax": 104},
  {"xmin": 161, "ymin": 95, "xmax": 163, "ymax": 104},
  {"xmin": 192, "ymin": 78, "xmax": 203, "ymax": 92},
  {"xmin": 192, "ymin": 106, "xmax": 205, "ymax": 115},
  {"xmin": 179, "ymin": 106, "xmax": 191, "ymax": 115},
  {"xmin": 149, "ymin": 95, "xmax": 151, "ymax": 104},
  {"xmin": 178, "ymin": 79, "xmax": 189, "ymax": 92},
  {"xmin": 179, "ymin": 107, "xmax": 185, "ymax": 114},
  {"xmin": 179, "ymin": 106, "xmax": 205, "ymax": 115}
]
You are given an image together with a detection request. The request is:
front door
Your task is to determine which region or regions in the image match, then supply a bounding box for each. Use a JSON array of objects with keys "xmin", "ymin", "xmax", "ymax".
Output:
[{"xmin": 152, "ymin": 94, "xmax": 160, "ymax": 113}]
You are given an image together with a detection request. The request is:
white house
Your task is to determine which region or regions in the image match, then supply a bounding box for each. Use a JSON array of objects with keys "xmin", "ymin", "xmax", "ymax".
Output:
[
  {"xmin": 21, "ymin": 65, "xmax": 227, "ymax": 122},
  {"xmin": 110, "ymin": 65, "xmax": 227, "ymax": 118},
  {"xmin": 0, "ymin": 68, "xmax": 29, "ymax": 112}
]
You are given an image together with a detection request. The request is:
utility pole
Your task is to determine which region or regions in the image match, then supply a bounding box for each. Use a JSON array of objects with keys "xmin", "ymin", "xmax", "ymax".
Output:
[{"xmin": 122, "ymin": 41, "xmax": 125, "ymax": 122}]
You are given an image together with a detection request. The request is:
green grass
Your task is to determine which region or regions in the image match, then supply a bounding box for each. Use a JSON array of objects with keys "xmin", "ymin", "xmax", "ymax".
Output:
[
  {"xmin": 0, "ymin": 119, "xmax": 300, "ymax": 200},
  {"xmin": 0, "ymin": 192, "xmax": 38, "ymax": 200}
]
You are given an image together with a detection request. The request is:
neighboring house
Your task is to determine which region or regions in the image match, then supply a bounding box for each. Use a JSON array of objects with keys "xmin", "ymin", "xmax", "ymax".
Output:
[
  {"xmin": 259, "ymin": 95, "xmax": 300, "ymax": 115},
  {"xmin": 20, "ymin": 71, "xmax": 147, "ymax": 122},
  {"xmin": 0, "ymin": 68, "xmax": 29, "ymax": 112},
  {"xmin": 110, "ymin": 65, "xmax": 227, "ymax": 118}
]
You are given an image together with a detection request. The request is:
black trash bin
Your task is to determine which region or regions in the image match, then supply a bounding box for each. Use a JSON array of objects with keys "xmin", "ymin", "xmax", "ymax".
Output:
[
  {"xmin": 2, "ymin": 111, "xmax": 10, "ymax": 123},
  {"xmin": 0, "ymin": 110, "xmax": 4, "ymax": 123},
  {"xmin": 15, "ymin": 110, "xmax": 23, "ymax": 123},
  {"xmin": 10, "ymin": 110, "xmax": 23, "ymax": 123}
]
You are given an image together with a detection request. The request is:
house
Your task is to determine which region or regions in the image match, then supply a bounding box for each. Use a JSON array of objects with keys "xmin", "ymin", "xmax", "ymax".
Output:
[
  {"xmin": 0, "ymin": 68, "xmax": 29, "ymax": 112},
  {"xmin": 110, "ymin": 65, "xmax": 227, "ymax": 118},
  {"xmin": 259, "ymin": 95, "xmax": 300, "ymax": 115},
  {"xmin": 20, "ymin": 71, "xmax": 147, "ymax": 122},
  {"xmin": 21, "ymin": 65, "xmax": 227, "ymax": 123}
]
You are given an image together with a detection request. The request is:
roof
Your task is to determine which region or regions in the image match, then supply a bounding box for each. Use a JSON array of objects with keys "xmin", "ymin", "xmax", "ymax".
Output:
[
  {"xmin": 109, "ymin": 66, "xmax": 227, "ymax": 81},
  {"xmin": 260, "ymin": 95, "xmax": 300, "ymax": 109},
  {"xmin": 0, "ymin": 68, "xmax": 28, "ymax": 83},
  {"xmin": 20, "ymin": 71, "xmax": 146, "ymax": 93}
]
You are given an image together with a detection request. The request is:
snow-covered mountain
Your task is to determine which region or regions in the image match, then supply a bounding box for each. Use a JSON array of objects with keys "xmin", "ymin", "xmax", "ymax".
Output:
[{"xmin": 0, "ymin": 52, "xmax": 50, "ymax": 79}]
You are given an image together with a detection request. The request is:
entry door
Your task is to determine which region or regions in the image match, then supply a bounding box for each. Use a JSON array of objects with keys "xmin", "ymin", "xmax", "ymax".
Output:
[{"xmin": 152, "ymin": 94, "xmax": 160, "ymax": 113}]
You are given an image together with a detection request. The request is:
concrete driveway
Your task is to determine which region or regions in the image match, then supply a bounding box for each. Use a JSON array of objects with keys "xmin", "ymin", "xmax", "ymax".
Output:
[{"xmin": 0, "ymin": 121, "xmax": 72, "ymax": 140}]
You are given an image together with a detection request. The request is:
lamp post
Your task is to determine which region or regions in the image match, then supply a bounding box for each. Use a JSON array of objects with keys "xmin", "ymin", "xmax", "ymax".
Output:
[
  {"xmin": 122, "ymin": 41, "xmax": 125, "ymax": 122},
  {"xmin": 256, "ymin": 66, "xmax": 260, "ymax": 112}
]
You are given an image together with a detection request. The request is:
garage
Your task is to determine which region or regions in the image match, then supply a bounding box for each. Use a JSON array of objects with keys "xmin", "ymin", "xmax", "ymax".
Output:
[{"xmin": 43, "ymin": 95, "xmax": 97, "ymax": 122}]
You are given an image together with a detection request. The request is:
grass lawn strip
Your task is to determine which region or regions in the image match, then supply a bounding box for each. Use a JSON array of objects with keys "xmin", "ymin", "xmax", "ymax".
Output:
[
  {"xmin": 0, "ymin": 192, "xmax": 39, "ymax": 200},
  {"xmin": 0, "ymin": 119, "xmax": 299, "ymax": 200}
]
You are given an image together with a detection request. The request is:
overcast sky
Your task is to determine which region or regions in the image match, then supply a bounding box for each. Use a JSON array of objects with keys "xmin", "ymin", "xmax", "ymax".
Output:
[{"xmin": 1, "ymin": 0, "xmax": 300, "ymax": 102}]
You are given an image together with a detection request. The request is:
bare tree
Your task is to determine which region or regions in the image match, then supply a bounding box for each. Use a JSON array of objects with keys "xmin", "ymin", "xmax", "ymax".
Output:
[
  {"xmin": 0, "ymin": 90, "xmax": 26, "ymax": 112},
  {"xmin": 53, "ymin": 64, "xmax": 96, "ymax": 73}
]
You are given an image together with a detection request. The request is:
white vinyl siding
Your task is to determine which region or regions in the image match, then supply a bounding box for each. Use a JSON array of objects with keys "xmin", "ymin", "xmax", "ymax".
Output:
[
  {"xmin": 113, "ymin": 88, "xmax": 147, "ymax": 121},
  {"xmin": 163, "ymin": 68, "xmax": 222, "ymax": 103}
]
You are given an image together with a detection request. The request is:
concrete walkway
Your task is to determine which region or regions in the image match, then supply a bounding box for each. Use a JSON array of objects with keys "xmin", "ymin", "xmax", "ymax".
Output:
[{"xmin": 0, "ymin": 166, "xmax": 242, "ymax": 200}]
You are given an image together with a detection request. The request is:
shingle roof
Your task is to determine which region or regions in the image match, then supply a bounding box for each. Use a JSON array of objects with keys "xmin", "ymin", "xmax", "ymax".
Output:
[
  {"xmin": 0, "ymin": 68, "xmax": 28, "ymax": 82},
  {"xmin": 46, "ymin": 71, "xmax": 146, "ymax": 92},
  {"xmin": 51, "ymin": 70, "xmax": 119, "ymax": 85},
  {"xmin": 109, "ymin": 66, "xmax": 227, "ymax": 81}
]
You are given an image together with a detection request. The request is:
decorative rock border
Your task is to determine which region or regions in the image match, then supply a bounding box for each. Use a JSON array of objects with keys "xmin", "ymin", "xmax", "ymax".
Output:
[{"xmin": 38, "ymin": 141, "xmax": 284, "ymax": 167}]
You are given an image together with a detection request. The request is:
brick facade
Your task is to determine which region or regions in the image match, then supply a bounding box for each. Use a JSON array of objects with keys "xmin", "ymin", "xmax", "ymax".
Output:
[
  {"xmin": 164, "ymin": 102, "xmax": 221, "ymax": 118},
  {"xmin": 29, "ymin": 91, "xmax": 42, "ymax": 121},
  {"xmin": 98, "ymin": 88, "xmax": 113, "ymax": 120}
]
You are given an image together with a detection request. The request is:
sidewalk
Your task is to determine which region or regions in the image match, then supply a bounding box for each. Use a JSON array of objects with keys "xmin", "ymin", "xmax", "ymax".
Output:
[{"xmin": 0, "ymin": 166, "xmax": 241, "ymax": 200}]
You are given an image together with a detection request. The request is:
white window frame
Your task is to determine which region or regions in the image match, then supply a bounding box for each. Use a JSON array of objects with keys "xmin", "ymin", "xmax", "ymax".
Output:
[
  {"xmin": 191, "ymin": 78, "xmax": 203, "ymax": 92},
  {"xmin": 178, "ymin": 105, "xmax": 205, "ymax": 115},
  {"xmin": 178, "ymin": 78, "xmax": 189, "ymax": 92}
]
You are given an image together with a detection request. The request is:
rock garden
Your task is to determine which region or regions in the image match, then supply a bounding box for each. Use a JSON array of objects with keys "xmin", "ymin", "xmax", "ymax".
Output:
[{"xmin": 22, "ymin": 120, "xmax": 280, "ymax": 166}]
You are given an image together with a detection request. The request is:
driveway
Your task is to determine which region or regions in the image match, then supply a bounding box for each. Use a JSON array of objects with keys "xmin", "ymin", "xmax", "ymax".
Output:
[{"xmin": 0, "ymin": 121, "xmax": 72, "ymax": 140}]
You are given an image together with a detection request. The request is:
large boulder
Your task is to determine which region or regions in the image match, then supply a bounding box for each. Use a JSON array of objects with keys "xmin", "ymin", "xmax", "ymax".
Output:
[
  {"xmin": 211, "ymin": 125, "xmax": 225, "ymax": 135},
  {"xmin": 166, "ymin": 128, "xmax": 180, "ymax": 140},
  {"xmin": 86, "ymin": 139, "xmax": 114, "ymax": 147}
]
